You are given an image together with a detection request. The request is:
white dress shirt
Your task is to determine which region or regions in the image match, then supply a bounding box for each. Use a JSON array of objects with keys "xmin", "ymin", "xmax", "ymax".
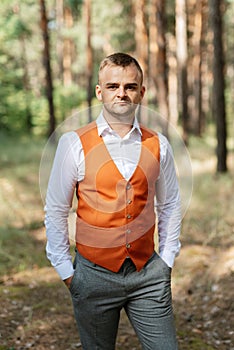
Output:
[{"xmin": 45, "ymin": 113, "xmax": 181, "ymax": 280}]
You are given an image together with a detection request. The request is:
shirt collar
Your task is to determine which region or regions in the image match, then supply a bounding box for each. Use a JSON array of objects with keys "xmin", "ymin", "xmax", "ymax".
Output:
[{"xmin": 96, "ymin": 111, "xmax": 142, "ymax": 137}]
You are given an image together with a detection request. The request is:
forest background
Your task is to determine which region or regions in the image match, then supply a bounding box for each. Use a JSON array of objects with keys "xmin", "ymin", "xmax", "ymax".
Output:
[{"xmin": 0, "ymin": 0, "xmax": 233, "ymax": 349}]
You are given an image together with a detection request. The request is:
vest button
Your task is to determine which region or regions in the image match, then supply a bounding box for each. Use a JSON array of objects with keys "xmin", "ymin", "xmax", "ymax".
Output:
[
  {"xmin": 126, "ymin": 229, "xmax": 131, "ymax": 234},
  {"xmin": 126, "ymin": 183, "xmax": 131, "ymax": 190},
  {"xmin": 126, "ymin": 243, "xmax": 131, "ymax": 249},
  {"xmin": 126, "ymin": 214, "xmax": 132, "ymax": 219},
  {"xmin": 127, "ymin": 199, "xmax": 132, "ymax": 204}
]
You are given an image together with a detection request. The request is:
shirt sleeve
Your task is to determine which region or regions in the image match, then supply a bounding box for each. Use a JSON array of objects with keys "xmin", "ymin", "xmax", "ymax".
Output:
[
  {"xmin": 155, "ymin": 133, "xmax": 181, "ymax": 268},
  {"xmin": 44, "ymin": 131, "xmax": 82, "ymax": 280}
]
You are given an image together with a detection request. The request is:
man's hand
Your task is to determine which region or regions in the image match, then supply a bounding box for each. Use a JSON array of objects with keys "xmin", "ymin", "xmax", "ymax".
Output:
[{"xmin": 63, "ymin": 276, "xmax": 73, "ymax": 289}]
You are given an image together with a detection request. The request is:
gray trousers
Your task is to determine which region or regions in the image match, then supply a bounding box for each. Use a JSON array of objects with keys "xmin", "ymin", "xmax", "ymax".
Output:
[{"xmin": 69, "ymin": 251, "xmax": 178, "ymax": 350}]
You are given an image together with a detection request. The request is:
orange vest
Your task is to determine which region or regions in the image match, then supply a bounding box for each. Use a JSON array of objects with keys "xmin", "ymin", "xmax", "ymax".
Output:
[{"xmin": 75, "ymin": 121, "xmax": 160, "ymax": 272}]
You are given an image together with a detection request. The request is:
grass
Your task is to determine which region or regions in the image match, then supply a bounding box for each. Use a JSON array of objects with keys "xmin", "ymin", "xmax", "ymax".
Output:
[
  {"xmin": 178, "ymin": 331, "xmax": 217, "ymax": 350},
  {"xmin": 0, "ymin": 133, "xmax": 48, "ymax": 278},
  {"xmin": 181, "ymin": 135, "xmax": 234, "ymax": 249},
  {"xmin": 0, "ymin": 226, "xmax": 48, "ymax": 278}
]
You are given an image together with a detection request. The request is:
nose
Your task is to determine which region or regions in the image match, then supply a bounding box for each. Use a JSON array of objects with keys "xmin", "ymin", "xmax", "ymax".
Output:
[{"xmin": 117, "ymin": 86, "xmax": 126, "ymax": 98}]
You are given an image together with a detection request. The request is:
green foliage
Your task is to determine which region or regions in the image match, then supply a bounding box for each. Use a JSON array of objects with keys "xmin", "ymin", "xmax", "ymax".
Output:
[
  {"xmin": 5, "ymin": 13, "xmax": 31, "ymax": 39},
  {"xmin": 92, "ymin": 0, "xmax": 135, "ymax": 53},
  {"xmin": 0, "ymin": 0, "xmax": 38, "ymax": 133},
  {"xmin": 66, "ymin": 0, "xmax": 83, "ymax": 17},
  {"xmin": 0, "ymin": 0, "xmax": 233, "ymax": 138},
  {"xmin": 54, "ymin": 83, "xmax": 86, "ymax": 122}
]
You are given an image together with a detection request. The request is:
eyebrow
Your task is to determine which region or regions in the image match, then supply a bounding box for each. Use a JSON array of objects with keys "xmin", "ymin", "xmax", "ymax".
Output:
[
  {"xmin": 105, "ymin": 83, "xmax": 119, "ymax": 86},
  {"xmin": 105, "ymin": 83, "xmax": 139, "ymax": 87}
]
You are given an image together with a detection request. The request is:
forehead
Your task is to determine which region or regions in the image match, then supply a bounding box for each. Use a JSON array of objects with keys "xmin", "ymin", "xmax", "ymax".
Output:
[{"xmin": 99, "ymin": 63, "xmax": 142, "ymax": 85}]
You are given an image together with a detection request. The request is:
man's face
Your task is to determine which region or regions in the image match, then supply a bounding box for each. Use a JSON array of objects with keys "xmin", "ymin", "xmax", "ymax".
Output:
[{"xmin": 96, "ymin": 63, "xmax": 145, "ymax": 121}]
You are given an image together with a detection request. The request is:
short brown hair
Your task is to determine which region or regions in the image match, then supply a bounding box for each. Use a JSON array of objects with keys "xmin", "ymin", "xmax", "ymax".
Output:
[{"xmin": 98, "ymin": 52, "xmax": 143, "ymax": 84}]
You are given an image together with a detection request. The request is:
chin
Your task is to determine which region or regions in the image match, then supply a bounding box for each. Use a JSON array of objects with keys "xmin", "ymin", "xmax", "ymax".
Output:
[{"xmin": 114, "ymin": 104, "xmax": 136, "ymax": 114}]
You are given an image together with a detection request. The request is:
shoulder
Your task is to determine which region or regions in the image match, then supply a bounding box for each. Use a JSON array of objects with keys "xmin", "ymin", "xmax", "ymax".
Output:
[
  {"xmin": 140, "ymin": 124, "xmax": 170, "ymax": 149},
  {"xmin": 157, "ymin": 132, "xmax": 174, "ymax": 163},
  {"xmin": 59, "ymin": 130, "xmax": 79, "ymax": 143},
  {"xmin": 157, "ymin": 132, "xmax": 169, "ymax": 147},
  {"xmin": 57, "ymin": 131, "xmax": 82, "ymax": 153},
  {"xmin": 140, "ymin": 124, "xmax": 157, "ymax": 138},
  {"xmin": 75, "ymin": 121, "xmax": 97, "ymax": 138}
]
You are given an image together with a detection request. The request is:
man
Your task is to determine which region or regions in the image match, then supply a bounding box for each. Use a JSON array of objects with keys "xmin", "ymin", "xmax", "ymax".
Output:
[{"xmin": 45, "ymin": 52, "xmax": 181, "ymax": 349}]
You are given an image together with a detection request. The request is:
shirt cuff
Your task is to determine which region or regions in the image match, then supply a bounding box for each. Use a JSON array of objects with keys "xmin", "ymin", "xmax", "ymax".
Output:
[
  {"xmin": 159, "ymin": 250, "xmax": 176, "ymax": 268},
  {"xmin": 55, "ymin": 260, "xmax": 75, "ymax": 280}
]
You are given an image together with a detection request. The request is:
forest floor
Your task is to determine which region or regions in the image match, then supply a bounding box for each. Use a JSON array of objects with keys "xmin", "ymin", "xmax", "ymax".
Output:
[{"xmin": 0, "ymin": 134, "xmax": 233, "ymax": 350}]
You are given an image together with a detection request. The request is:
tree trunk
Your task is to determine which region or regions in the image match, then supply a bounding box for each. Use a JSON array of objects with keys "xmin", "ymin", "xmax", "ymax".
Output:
[
  {"xmin": 134, "ymin": 0, "xmax": 149, "ymax": 123},
  {"xmin": 199, "ymin": 0, "xmax": 208, "ymax": 135},
  {"xmin": 188, "ymin": 0, "xmax": 203, "ymax": 135},
  {"xmin": 176, "ymin": 0, "xmax": 189, "ymax": 144},
  {"xmin": 39, "ymin": 0, "xmax": 56, "ymax": 137},
  {"xmin": 134, "ymin": 0, "xmax": 148, "ymax": 78},
  {"xmin": 21, "ymin": 37, "xmax": 33, "ymax": 132},
  {"xmin": 209, "ymin": 0, "xmax": 228, "ymax": 172},
  {"xmin": 85, "ymin": 0, "xmax": 93, "ymax": 122},
  {"xmin": 56, "ymin": 0, "xmax": 64, "ymax": 81},
  {"xmin": 149, "ymin": 0, "xmax": 169, "ymax": 136},
  {"xmin": 63, "ymin": 5, "xmax": 74, "ymax": 87}
]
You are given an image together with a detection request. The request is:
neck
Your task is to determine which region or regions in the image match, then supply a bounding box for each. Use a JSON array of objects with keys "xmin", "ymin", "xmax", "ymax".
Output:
[
  {"xmin": 111, "ymin": 122, "xmax": 132, "ymax": 137},
  {"xmin": 103, "ymin": 111, "xmax": 134, "ymax": 138}
]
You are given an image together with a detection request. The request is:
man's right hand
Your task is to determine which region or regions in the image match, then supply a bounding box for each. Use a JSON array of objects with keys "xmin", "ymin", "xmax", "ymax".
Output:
[{"xmin": 63, "ymin": 276, "xmax": 73, "ymax": 289}]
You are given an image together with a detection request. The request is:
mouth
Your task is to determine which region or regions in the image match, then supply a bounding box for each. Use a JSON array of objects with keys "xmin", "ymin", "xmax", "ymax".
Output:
[{"xmin": 114, "ymin": 101, "xmax": 131, "ymax": 105}]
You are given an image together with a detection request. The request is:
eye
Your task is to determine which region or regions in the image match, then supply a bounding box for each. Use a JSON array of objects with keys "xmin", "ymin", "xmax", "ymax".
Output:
[
  {"xmin": 126, "ymin": 85, "xmax": 137, "ymax": 91},
  {"xmin": 107, "ymin": 84, "xmax": 118, "ymax": 90}
]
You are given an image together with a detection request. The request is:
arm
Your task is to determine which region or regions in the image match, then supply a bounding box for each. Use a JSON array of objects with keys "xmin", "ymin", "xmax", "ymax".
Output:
[
  {"xmin": 155, "ymin": 133, "xmax": 181, "ymax": 268},
  {"xmin": 44, "ymin": 131, "xmax": 82, "ymax": 283}
]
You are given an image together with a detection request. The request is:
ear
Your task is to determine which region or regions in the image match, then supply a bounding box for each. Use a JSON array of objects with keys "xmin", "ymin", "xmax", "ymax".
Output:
[
  {"xmin": 140, "ymin": 85, "xmax": 146, "ymax": 99},
  {"xmin": 96, "ymin": 85, "xmax": 102, "ymax": 101}
]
